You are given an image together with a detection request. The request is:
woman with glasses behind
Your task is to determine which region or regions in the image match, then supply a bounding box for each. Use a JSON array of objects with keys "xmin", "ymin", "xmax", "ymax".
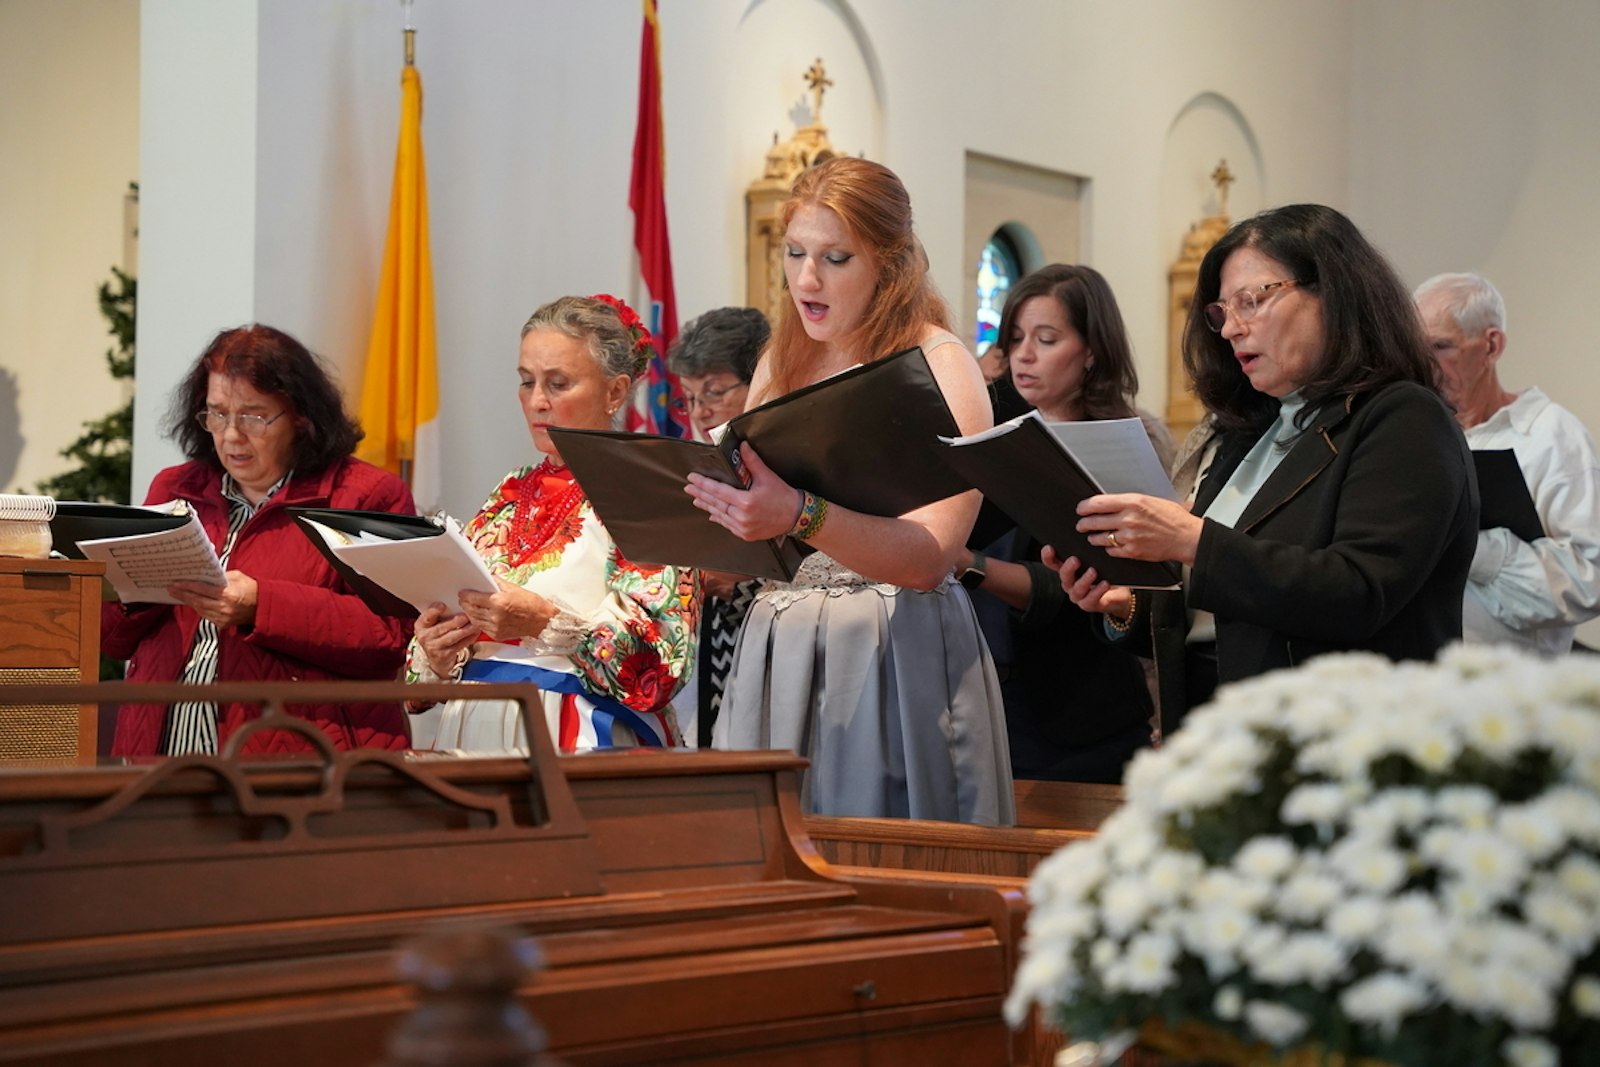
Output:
[
  {"xmin": 668, "ymin": 306, "xmax": 765, "ymax": 439},
  {"xmin": 665, "ymin": 306, "xmax": 769, "ymax": 745},
  {"xmin": 1049, "ymin": 204, "xmax": 1477, "ymax": 721},
  {"xmin": 103, "ymin": 324, "xmax": 418, "ymax": 757}
]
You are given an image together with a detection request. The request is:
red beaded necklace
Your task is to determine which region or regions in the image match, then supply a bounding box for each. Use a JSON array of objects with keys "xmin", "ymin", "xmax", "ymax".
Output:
[{"xmin": 507, "ymin": 461, "xmax": 586, "ymax": 560}]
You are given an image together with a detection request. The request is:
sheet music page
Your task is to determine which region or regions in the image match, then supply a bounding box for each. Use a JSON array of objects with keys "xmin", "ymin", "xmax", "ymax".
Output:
[
  {"xmin": 326, "ymin": 525, "xmax": 498, "ymax": 613},
  {"xmin": 77, "ymin": 511, "xmax": 226, "ymax": 604},
  {"xmin": 1044, "ymin": 417, "xmax": 1179, "ymax": 501}
]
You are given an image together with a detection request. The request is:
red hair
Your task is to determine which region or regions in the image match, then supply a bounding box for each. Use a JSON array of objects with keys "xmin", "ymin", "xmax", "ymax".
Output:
[{"xmin": 765, "ymin": 158, "xmax": 952, "ymax": 397}]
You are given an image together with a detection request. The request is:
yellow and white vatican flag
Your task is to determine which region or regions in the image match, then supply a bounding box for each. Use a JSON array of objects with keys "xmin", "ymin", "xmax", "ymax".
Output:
[{"xmin": 357, "ymin": 27, "xmax": 440, "ymax": 511}]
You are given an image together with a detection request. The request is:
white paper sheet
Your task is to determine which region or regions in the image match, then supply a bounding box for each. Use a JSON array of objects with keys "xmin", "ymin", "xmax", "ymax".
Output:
[
  {"xmin": 77, "ymin": 511, "xmax": 226, "ymax": 604},
  {"xmin": 311, "ymin": 523, "xmax": 498, "ymax": 613}
]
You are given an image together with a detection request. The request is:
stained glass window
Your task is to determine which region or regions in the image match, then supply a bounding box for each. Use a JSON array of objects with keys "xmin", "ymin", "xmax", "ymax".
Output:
[{"xmin": 974, "ymin": 232, "xmax": 1021, "ymax": 355}]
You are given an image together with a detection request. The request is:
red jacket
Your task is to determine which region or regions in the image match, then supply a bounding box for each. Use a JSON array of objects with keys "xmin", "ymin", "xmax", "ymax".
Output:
[{"xmin": 104, "ymin": 457, "xmax": 418, "ymax": 756}]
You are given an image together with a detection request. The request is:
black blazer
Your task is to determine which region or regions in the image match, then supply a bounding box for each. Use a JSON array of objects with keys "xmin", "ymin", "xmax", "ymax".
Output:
[
  {"xmin": 1129, "ymin": 382, "xmax": 1477, "ymax": 718},
  {"xmin": 1189, "ymin": 381, "xmax": 1478, "ymax": 683}
]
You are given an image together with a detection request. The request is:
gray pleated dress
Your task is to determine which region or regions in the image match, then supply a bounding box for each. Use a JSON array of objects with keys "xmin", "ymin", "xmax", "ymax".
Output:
[{"xmin": 713, "ymin": 552, "xmax": 1015, "ymax": 825}]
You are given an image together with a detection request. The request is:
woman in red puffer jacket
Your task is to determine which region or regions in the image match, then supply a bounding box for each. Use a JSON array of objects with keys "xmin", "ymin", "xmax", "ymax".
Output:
[{"xmin": 104, "ymin": 324, "xmax": 417, "ymax": 757}]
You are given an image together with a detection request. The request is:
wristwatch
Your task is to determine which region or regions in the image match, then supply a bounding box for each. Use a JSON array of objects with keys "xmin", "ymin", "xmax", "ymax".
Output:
[{"xmin": 958, "ymin": 551, "xmax": 988, "ymax": 590}]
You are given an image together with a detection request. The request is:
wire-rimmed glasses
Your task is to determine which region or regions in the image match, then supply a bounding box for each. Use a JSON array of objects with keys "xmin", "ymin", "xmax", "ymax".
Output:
[
  {"xmin": 195, "ymin": 410, "xmax": 285, "ymax": 437},
  {"xmin": 1203, "ymin": 279, "xmax": 1302, "ymax": 332},
  {"xmin": 671, "ymin": 379, "xmax": 747, "ymax": 415}
]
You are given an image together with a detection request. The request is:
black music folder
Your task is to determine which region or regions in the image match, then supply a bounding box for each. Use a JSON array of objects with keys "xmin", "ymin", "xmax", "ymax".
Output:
[
  {"xmin": 937, "ymin": 414, "xmax": 1183, "ymax": 589},
  {"xmin": 48, "ymin": 501, "xmax": 193, "ymax": 559},
  {"xmin": 287, "ymin": 508, "xmax": 447, "ymax": 618},
  {"xmin": 1472, "ymin": 449, "xmax": 1545, "ymax": 544},
  {"xmin": 549, "ymin": 345, "xmax": 970, "ymax": 580}
]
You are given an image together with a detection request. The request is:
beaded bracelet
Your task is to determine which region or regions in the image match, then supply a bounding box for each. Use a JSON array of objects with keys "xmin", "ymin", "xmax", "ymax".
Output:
[
  {"xmin": 789, "ymin": 491, "xmax": 829, "ymax": 541},
  {"xmin": 1105, "ymin": 591, "xmax": 1138, "ymax": 633}
]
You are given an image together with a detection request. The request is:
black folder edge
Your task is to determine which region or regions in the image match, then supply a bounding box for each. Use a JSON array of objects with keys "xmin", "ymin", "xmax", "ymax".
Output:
[
  {"xmin": 725, "ymin": 345, "xmax": 970, "ymax": 516},
  {"xmin": 548, "ymin": 345, "xmax": 969, "ymax": 581},
  {"xmin": 1471, "ymin": 449, "xmax": 1545, "ymax": 544},
  {"xmin": 287, "ymin": 508, "xmax": 436, "ymax": 618},
  {"xmin": 937, "ymin": 419, "xmax": 1182, "ymax": 590},
  {"xmin": 547, "ymin": 429, "xmax": 803, "ymax": 581},
  {"xmin": 48, "ymin": 502, "xmax": 192, "ymax": 561}
]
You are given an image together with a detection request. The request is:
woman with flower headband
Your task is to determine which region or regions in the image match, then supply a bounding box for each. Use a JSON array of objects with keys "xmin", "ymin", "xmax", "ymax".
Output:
[
  {"xmin": 405, "ymin": 295, "xmax": 697, "ymax": 754},
  {"xmin": 687, "ymin": 157, "xmax": 1014, "ymax": 825}
]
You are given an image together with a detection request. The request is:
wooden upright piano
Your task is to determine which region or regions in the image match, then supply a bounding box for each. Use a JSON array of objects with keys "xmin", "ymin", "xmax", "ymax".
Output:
[{"xmin": 0, "ymin": 682, "xmax": 1031, "ymax": 1066}]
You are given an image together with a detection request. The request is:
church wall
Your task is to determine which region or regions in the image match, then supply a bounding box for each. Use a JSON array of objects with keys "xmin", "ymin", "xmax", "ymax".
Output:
[
  {"xmin": 7, "ymin": 2, "xmax": 1597, "ymax": 651},
  {"xmin": 0, "ymin": 0, "xmax": 138, "ymax": 493}
]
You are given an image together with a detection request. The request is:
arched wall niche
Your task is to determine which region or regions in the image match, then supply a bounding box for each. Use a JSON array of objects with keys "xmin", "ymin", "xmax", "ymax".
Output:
[
  {"xmin": 1158, "ymin": 92, "xmax": 1264, "ymax": 432},
  {"xmin": 734, "ymin": 0, "xmax": 885, "ymax": 173}
]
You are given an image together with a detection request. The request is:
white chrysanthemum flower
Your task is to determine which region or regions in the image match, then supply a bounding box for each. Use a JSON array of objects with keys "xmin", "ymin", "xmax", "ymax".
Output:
[
  {"xmin": 1026, "ymin": 838, "xmax": 1108, "ymax": 906},
  {"xmin": 1377, "ymin": 907, "xmax": 1450, "ymax": 978},
  {"xmin": 1435, "ymin": 785, "xmax": 1498, "ymax": 830},
  {"xmin": 1348, "ymin": 786, "xmax": 1432, "ymax": 838},
  {"xmin": 1120, "ymin": 931, "xmax": 1179, "ymax": 993},
  {"xmin": 1432, "ymin": 828, "xmax": 1528, "ymax": 900},
  {"xmin": 1541, "ymin": 704, "xmax": 1600, "ymax": 763},
  {"xmin": 1556, "ymin": 853, "xmax": 1600, "ymax": 904},
  {"xmin": 1239, "ymin": 923, "xmax": 1288, "ymax": 971},
  {"xmin": 1234, "ymin": 836, "xmax": 1297, "ymax": 883},
  {"xmin": 1439, "ymin": 956, "xmax": 1496, "ymax": 1017},
  {"xmin": 1276, "ymin": 869, "xmax": 1345, "ymax": 922},
  {"xmin": 1485, "ymin": 967, "xmax": 1558, "ymax": 1030},
  {"xmin": 1214, "ymin": 985, "xmax": 1244, "ymax": 1021},
  {"xmin": 1282, "ymin": 783, "xmax": 1351, "ymax": 829},
  {"xmin": 1003, "ymin": 949, "xmax": 1074, "ymax": 1027},
  {"xmin": 1341, "ymin": 971, "xmax": 1433, "ymax": 1037},
  {"xmin": 1483, "ymin": 921, "xmax": 1571, "ymax": 998},
  {"xmin": 1325, "ymin": 895, "xmax": 1386, "ymax": 946},
  {"xmin": 1502, "ymin": 1035, "xmax": 1559, "ymax": 1067},
  {"xmin": 1250, "ymin": 931, "xmax": 1349, "ymax": 988},
  {"xmin": 1539, "ymin": 786, "xmax": 1600, "ymax": 847},
  {"xmin": 1438, "ymin": 876, "xmax": 1495, "ymax": 919},
  {"xmin": 1182, "ymin": 904, "xmax": 1253, "ymax": 977},
  {"xmin": 1099, "ymin": 874, "xmax": 1156, "ymax": 938},
  {"xmin": 1155, "ymin": 764, "xmax": 1242, "ymax": 814},
  {"xmin": 1571, "ymin": 974, "xmax": 1600, "ymax": 1017},
  {"xmin": 1242, "ymin": 1000, "xmax": 1309, "ymax": 1047},
  {"xmin": 1524, "ymin": 884, "xmax": 1598, "ymax": 953},
  {"xmin": 1089, "ymin": 937, "xmax": 1118, "ymax": 972},
  {"xmin": 1327, "ymin": 835, "xmax": 1409, "ymax": 895},
  {"xmin": 1192, "ymin": 867, "xmax": 1274, "ymax": 912},
  {"xmin": 1106, "ymin": 824, "xmax": 1162, "ymax": 873},
  {"xmin": 1145, "ymin": 849, "xmax": 1203, "ymax": 905},
  {"xmin": 1498, "ymin": 805, "xmax": 1568, "ymax": 863},
  {"xmin": 1027, "ymin": 903, "xmax": 1100, "ymax": 945},
  {"xmin": 1458, "ymin": 698, "xmax": 1533, "ymax": 761}
]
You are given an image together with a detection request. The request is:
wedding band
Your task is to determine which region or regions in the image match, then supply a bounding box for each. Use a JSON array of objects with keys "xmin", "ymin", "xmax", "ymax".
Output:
[{"xmin": 1107, "ymin": 531, "xmax": 1119, "ymax": 548}]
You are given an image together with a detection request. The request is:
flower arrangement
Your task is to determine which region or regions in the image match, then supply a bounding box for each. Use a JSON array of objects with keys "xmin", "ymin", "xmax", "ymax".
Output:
[{"xmin": 1005, "ymin": 645, "xmax": 1600, "ymax": 1067}]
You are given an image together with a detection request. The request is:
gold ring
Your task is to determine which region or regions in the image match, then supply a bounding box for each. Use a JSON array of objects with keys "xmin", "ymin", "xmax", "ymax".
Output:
[{"xmin": 1107, "ymin": 531, "xmax": 1119, "ymax": 548}]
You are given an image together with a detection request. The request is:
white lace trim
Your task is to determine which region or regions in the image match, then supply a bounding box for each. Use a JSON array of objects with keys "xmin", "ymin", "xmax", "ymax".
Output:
[
  {"xmin": 756, "ymin": 552, "xmax": 948, "ymax": 613},
  {"xmin": 534, "ymin": 609, "xmax": 587, "ymax": 654}
]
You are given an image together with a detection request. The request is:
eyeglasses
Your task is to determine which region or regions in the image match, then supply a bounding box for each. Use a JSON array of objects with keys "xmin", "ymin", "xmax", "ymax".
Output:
[
  {"xmin": 1203, "ymin": 279, "xmax": 1303, "ymax": 332},
  {"xmin": 195, "ymin": 410, "xmax": 286, "ymax": 437},
  {"xmin": 671, "ymin": 380, "xmax": 747, "ymax": 414}
]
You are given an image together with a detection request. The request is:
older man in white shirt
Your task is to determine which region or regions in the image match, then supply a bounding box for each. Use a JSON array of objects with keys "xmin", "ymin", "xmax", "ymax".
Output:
[{"xmin": 1415, "ymin": 272, "xmax": 1600, "ymax": 655}]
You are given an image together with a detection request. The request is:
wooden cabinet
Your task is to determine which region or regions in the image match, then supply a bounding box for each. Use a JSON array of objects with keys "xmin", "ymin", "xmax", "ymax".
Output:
[{"xmin": 0, "ymin": 557, "xmax": 104, "ymax": 763}]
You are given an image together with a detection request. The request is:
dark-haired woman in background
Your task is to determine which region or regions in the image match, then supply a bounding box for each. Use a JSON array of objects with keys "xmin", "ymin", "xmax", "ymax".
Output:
[
  {"xmin": 1051, "ymin": 204, "xmax": 1476, "ymax": 720},
  {"xmin": 960, "ymin": 265, "xmax": 1173, "ymax": 783},
  {"xmin": 104, "ymin": 324, "xmax": 418, "ymax": 756},
  {"xmin": 665, "ymin": 306, "xmax": 769, "ymax": 746}
]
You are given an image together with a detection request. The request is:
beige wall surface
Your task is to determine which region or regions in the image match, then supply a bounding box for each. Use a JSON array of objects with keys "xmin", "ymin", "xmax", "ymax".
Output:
[{"xmin": 0, "ymin": 0, "xmax": 139, "ymax": 493}]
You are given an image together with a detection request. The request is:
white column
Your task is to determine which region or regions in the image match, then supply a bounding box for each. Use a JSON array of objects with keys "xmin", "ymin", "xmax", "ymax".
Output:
[{"xmin": 134, "ymin": 0, "xmax": 259, "ymax": 497}]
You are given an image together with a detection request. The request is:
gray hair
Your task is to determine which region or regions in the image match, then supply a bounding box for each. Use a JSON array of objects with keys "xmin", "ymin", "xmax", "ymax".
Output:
[
  {"xmin": 666, "ymin": 306, "xmax": 770, "ymax": 381},
  {"xmin": 1414, "ymin": 272, "xmax": 1507, "ymax": 335},
  {"xmin": 521, "ymin": 296, "xmax": 647, "ymax": 381}
]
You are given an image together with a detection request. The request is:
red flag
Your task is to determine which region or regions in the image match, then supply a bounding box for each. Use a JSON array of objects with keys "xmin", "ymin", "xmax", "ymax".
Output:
[{"xmin": 626, "ymin": 0, "xmax": 688, "ymax": 438}]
